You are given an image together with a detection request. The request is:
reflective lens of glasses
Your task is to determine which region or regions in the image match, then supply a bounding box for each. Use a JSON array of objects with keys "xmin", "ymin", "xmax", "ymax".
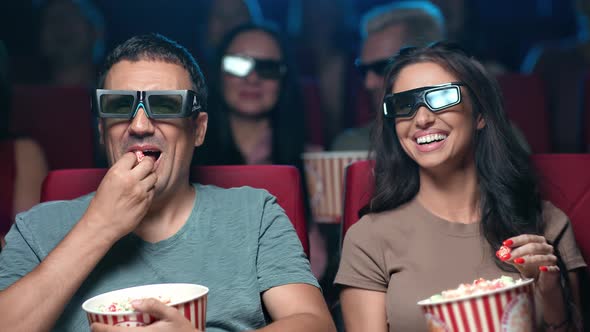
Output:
[
  {"xmin": 147, "ymin": 94, "xmax": 183, "ymax": 115},
  {"xmin": 222, "ymin": 54, "xmax": 285, "ymax": 80},
  {"xmin": 223, "ymin": 55, "xmax": 253, "ymax": 77},
  {"xmin": 425, "ymin": 88, "xmax": 459, "ymax": 109},
  {"xmin": 391, "ymin": 93, "xmax": 414, "ymax": 117},
  {"xmin": 254, "ymin": 59, "xmax": 284, "ymax": 79},
  {"xmin": 100, "ymin": 94, "xmax": 135, "ymax": 115}
]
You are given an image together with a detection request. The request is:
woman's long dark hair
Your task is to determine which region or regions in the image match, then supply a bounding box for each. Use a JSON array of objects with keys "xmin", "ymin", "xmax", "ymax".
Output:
[
  {"xmin": 371, "ymin": 42, "xmax": 541, "ymax": 246},
  {"xmin": 195, "ymin": 22, "xmax": 305, "ymax": 169},
  {"xmin": 370, "ymin": 42, "xmax": 579, "ymax": 327}
]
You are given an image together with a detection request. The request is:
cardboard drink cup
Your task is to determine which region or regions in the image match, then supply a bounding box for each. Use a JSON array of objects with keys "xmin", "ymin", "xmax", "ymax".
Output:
[
  {"xmin": 302, "ymin": 151, "xmax": 368, "ymax": 223},
  {"xmin": 417, "ymin": 278, "xmax": 535, "ymax": 332}
]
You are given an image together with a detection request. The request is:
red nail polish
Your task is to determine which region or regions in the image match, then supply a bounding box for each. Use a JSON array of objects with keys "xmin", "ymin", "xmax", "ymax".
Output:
[
  {"xmin": 539, "ymin": 266, "xmax": 548, "ymax": 272},
  {"xmin": 514, "ymin": 257, "xmax": 525, "ymax": 264},
  {"xmin": 503, "ymin": 239, "xmax": 513, "ymax": 247}
]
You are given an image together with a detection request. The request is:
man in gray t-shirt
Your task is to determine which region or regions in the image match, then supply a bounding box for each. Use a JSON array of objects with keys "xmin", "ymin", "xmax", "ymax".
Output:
[{"xmin": 0, "ymin": 34, "xmax": 335, "ymax": 332}]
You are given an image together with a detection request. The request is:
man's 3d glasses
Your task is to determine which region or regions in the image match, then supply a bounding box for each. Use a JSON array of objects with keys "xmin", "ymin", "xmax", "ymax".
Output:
[
  {"xmin": 383, "ymin": 82, "xmax": 465, "ymax": 119},
  {"xmin": 355, "ymin": 58, "xmax": 390, "ymax": 77},
  {"xmin": 222, "ymin": 54, "xmax": 286, "ymax": 80},
  {"xmin": 95, "ymin": 90, "xmax": 201, "ymax": 119}
]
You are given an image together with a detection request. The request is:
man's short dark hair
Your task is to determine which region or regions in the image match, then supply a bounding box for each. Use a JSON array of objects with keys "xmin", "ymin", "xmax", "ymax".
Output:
[{"xmin": 97, "ymin": 33, "xmax": 207, "ymax": 112}]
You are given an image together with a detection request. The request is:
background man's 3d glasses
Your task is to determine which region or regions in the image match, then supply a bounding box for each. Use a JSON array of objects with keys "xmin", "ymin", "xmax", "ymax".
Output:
[
  {"xmin": 222, "ymin": 54, "xmax": 286, "ymax": 80},
  {"xmin": 95, "ymin": 90, "xmax": 201, "ymax": 119},
  {"xmin": 355, "ymin": 58, "xmax": 390, "ymax": 77},
  {"xmin": 383, "ymin": 82, "xmax": 465, "ymax": 118}
]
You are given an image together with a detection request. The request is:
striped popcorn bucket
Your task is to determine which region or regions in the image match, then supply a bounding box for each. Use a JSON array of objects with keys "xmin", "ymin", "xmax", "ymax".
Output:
[
  {"xmin": 82, "ymin": 283, "xmax": 208, "ymax": 330},
  {"xmin": 417, "ymin": 279, "xmax": 535, "ymax": 332},
  {"xmin": 302, "ymin": 151, "xmax": 368, "ymax": 223}
]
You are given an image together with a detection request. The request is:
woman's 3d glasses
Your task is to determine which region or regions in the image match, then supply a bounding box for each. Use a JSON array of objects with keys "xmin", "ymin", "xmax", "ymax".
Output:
[
  {"xmin": 355, "ymin": 58, "xmax": 390, "ymax": 77},
  {"xmin": 95, "ymin": 90, "xmax": 201, "ymax": 119},
  {"xmin": 222, "ymin": 54, "xmax": 286, "ymax": 80},
  {"xmin": 383, "ymin": 82, "xmax": 465, "ymax": 119}
]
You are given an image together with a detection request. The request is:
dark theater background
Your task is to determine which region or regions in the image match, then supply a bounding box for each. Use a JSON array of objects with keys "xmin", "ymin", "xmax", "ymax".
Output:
[{"xmin": 1, "ymin": 3, "xmax": 589, "ymax": 329}]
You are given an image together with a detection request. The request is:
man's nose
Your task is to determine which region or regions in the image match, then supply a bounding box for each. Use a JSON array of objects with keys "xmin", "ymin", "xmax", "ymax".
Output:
[{"xmin": 128, "ymin": 106, "xmax": 155, "ymax": 137}]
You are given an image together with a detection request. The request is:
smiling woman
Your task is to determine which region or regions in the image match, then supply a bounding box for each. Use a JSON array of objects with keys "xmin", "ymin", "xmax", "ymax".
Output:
[{"xmin": 335, "ymin": 42, "xmax": 586, "ymax": 331}]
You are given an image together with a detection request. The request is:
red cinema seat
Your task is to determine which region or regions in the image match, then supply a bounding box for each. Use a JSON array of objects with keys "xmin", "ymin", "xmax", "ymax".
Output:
[
  {"xmin": 10, "ymin": 85, "xmax": 95, "ymax": 170},
  {"xmin": 584, "ymin": 73, "xmax": 590, "ymax": 152},
  {"xmin": 41, "ymin": 165, "xmax": 310, "ymax": 257},
  {"xmin": 531, "ymin": 154, "xmax": 590, "ymax": 268},
  {"xmin": 496, "ymin": 73, "xmax": 551, "ymax": 153},
  {"xmin": 341, "ymin": 160, "xmax": 374, "ymax": 243}
]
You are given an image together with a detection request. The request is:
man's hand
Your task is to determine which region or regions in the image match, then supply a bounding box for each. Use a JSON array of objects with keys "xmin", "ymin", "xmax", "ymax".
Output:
[
  {"xmin": 91, "ymin": 298, "xmax": 200, "ymax": 332},
  {"xmin": 84, "ymin": 152, "xmax": 157, "ymax": 242}
]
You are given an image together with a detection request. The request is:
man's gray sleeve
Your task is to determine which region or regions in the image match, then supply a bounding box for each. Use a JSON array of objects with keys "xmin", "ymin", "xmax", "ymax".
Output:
[
  {"xmin": 0, "ymin": 217, "xmax": 42, "ymax": 290},
  {"xmin": 256, "ymin": 194, "xmax": 319, "ymax": 293}
]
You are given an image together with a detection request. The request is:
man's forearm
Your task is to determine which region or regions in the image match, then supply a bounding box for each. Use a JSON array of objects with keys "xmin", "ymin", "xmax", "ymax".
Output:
[
  {"xmin": 0, "ymin": 217, "xmax": 115, "ymax": 332},
  {"xmin": 254, "ymin": 312, "xmax": 336, "ymax": 332}
]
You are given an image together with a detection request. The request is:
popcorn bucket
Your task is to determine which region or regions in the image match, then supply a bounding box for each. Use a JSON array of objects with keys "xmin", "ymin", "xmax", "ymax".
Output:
[
  {"xmin": 82, "ymin": 283, "xmax": 208, "ymax": 330},
  {"xmin": 417, "ymin": 279, "xmax": 535, "ymax": 332},
  {"xmin": 302, "ymin": 151, "xmax": 368, "ymax": 223}
]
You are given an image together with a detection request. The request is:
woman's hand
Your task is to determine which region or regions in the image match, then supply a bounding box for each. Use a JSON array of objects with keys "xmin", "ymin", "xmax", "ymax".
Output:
[
  {"xmin": 498, "ymin": 235, "xmax": 562, "ymax": 294},
  {"xmin": 90, "ymin": 298, "xmax": 201, "ymax": 332}
]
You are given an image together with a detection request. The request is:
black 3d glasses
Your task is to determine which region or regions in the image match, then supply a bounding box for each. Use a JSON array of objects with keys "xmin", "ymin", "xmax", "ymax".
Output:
[
  {"xmin": 95, "ymin": 90, "xmax": 201, "ymax": 119},
  {"xmin": 354, "ymin": 58, "xmax": 390, "ymax": 77},
  {"xmin": 383, "ymin": 82, "xmax": 465, "ymax": 118},
  {"xmin": 222, "ymin": 54, "xmax": 286, "ymax": 80}
]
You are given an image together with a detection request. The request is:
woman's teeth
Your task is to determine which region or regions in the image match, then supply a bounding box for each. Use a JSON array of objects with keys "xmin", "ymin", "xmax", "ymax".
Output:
[{"xmin": 416, "ymin": 133, "xmax": 448, "ymax": 145}]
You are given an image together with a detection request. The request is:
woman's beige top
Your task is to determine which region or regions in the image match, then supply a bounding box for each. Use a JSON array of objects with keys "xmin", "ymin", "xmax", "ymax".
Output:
[{"xmin": 335, "ymin": 199, "xmax": 587, "ymax": 331}]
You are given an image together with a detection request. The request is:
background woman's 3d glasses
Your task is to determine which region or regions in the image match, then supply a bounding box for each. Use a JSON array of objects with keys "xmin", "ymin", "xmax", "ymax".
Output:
[
  {"xmin": 355, "ymin": 58, "xmax": 390, "ymax": 77},
  {"xmin": 383, "ymin": 83, "xmax": 465, "ymax": 118},
  {"xmin": 222, "ymin": 54, "xmax": 286, "ymax": 80},
  {"xmin": 95, "ymin": 90, "xmax": 201, "ymax": 119}
]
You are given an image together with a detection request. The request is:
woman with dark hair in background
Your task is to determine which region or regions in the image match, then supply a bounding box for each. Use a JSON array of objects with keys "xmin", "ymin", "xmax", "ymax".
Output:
[
  {"xmin": 336, "ymin": 42, "xmax": 585, "ymax": 331},
  {"xmin": 196, "ymin": 22, "xmax": 306, "ymax": 170},
  {"xmin": 0, "ymin": 42, "xmax": 48, "ymax": 248}
]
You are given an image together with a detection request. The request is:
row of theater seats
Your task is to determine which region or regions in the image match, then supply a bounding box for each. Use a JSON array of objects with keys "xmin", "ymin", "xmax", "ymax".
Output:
[
  {"xmin": 36, "ymin": 154, "xmax": 590, "ymax": 272},
  {"xmin": 4, "ymin": 74, "xmax": 585, "ymax": 170}
]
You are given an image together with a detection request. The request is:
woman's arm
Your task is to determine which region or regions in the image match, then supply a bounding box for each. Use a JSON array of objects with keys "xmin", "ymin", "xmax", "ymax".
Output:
[
  {"xmin": 340, "ymin": 287, "xmax": 388, "ymax": 332},
  {"xmin": 12, "ymin": 138, "xmax": 48, "ymax": 216},
  {"xmin": 538, "ymin": 270, "xmax": 582, "ymax": 331}
]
